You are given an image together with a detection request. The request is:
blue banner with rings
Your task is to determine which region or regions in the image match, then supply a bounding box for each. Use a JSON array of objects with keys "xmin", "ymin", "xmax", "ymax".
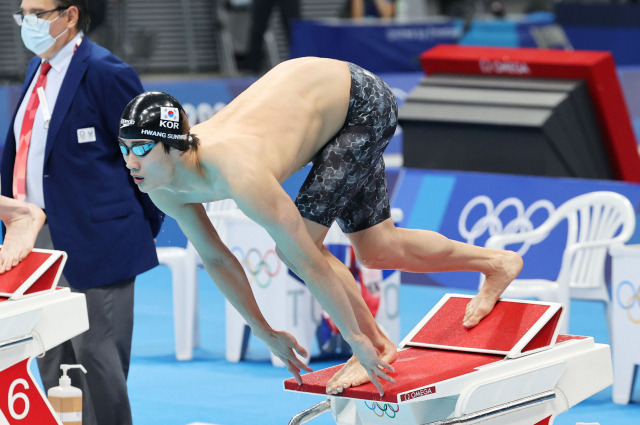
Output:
[{"xmin": 390, "ymin": 169, "xmax": 640, "ymax": 289}]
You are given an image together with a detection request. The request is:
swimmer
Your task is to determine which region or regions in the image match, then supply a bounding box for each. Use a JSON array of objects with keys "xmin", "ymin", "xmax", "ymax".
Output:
[
  {"xmin": 118, "ymin": 57, "xmax": 523, "ymax": 396},
  {"xmin": 0, "ymin": 196, "xmax": 46, "ymax": 273}
]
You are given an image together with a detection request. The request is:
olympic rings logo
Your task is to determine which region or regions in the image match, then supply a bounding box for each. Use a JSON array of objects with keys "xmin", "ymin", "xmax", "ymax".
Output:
[
  {"xmin": 364, "ymin": 402, "xmax": 399, "ymax": 419},
  {"xmin": 616, "ymin": 281, "xmax": 640, "ymax": 324},
  {"xmin": 231, "ymin": 247, "xmax": 282, "ymax": 288},
  {"xmin": 458, "ymin": 196, "xmax": 555, "ymax": 255}
]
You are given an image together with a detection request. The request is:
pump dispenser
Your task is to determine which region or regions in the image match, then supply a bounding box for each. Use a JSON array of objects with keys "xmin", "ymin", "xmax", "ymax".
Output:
[{"xmin": 47, "ymin": 364, "xmax": 87, "ymax": 425}]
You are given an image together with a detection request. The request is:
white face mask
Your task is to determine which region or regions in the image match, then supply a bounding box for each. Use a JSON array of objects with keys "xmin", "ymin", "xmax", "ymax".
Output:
[{"xmin": 21, "ymin": 11, "xmax": 68, "ymax": 55}]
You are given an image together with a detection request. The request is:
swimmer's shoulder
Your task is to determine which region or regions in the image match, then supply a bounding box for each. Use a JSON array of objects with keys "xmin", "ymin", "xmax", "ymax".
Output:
[{"xmin": 149, "ymin": 189, "xmax": 185, "ymax": 216}]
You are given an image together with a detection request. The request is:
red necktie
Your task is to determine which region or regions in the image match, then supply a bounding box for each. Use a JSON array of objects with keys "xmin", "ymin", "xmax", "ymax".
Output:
[{"xmin": 13, "ymin": 62, "xmax": 52, "ymax": 201}]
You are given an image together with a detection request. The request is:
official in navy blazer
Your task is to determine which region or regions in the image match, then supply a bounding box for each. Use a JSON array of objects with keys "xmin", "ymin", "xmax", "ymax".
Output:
[{"xmin": 2, "ymin": 1, "xmax": 162, "ymax": 424}]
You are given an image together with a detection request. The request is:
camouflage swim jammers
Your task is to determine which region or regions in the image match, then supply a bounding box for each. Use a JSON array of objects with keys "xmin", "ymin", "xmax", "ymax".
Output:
[{"xmin": 295, "ymin": 62, "xmax": 398, "ymax": 233}]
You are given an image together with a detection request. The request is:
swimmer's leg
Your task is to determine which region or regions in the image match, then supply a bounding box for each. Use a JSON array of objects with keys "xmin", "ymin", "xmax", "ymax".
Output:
[
  {"xmin": 324, "ymin": 218, "xmax": 522, "ymax": 392},
  {"xmin": 348, "ymin": 219, "xmax": 522, "ymax": 328},
  {"xmin": 321, "ymin": 245, "xmax": 397, "ymax": 394}
]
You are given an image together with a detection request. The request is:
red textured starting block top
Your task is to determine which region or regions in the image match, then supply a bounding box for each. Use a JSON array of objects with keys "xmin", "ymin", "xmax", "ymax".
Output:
[
  {"xmin": 284, "ymin": 294, "xmax": 568, "ymax": 403},
  {"xmin": 0, "ymin": 248, "xmax": 66, "ymax": 301},
  {"xmin": 285, "ymin": 346, "xmax": 502, "ymax": 403},
  {"xmin": 401, "ymin": 295, "xmax": 563, "ymax": 357}
]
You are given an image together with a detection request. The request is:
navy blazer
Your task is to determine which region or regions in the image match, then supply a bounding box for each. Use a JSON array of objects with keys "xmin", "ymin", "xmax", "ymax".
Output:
[{"xmin": 1, "ymin": 38, "xmax": 163, "ymax": 290}]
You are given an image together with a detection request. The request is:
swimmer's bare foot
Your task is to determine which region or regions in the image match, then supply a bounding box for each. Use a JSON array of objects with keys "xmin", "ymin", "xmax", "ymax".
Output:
[
  {"xmin": 0, "ymin": 203, "xmax": 45, "ymax": 273},
  {"xmin": 463, "ymin": 250, "xmax": 523, "ymax": 328},
  {"xmin": 326, "ymin": 338, "xmax": 397, "ymax": 395}
]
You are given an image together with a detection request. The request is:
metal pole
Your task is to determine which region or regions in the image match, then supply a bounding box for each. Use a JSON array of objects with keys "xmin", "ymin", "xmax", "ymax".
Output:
[
  {"xmin": 423, "ymin": 391, "xmax": 557, "ymax": 425},
  {"xmin": 288, "ymin": 399, "xmax": 332, "ymax": 425}
]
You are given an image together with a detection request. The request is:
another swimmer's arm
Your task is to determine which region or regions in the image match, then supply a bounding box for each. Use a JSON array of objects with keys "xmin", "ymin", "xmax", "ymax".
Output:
[{"xmin": 0, "ymin": 197, "xmax": 45, "ymax": 273}]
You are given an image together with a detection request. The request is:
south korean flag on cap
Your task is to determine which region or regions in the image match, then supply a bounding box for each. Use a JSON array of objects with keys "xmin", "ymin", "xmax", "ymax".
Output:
[{"xmin": 160, "ymin": 107, "xmax": 179, "ymax": 122}]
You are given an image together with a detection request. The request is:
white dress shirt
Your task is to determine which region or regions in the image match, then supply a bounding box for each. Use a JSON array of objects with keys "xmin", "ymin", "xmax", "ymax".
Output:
[{"xmin": 13, "ymin": 32, "xmax": 84, "ymax": 208}]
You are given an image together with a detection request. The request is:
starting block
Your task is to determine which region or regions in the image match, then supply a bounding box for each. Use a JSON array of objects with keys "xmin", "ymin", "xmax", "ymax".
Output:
[
  {"xmin": 285, "ymin": 294, "xmax": 612, "ymax": 425},
  {"xmin": 0, "ymin": 248, "xmax": 88, "ymax": 424},
  {"xmin": 0, "ymin": 249, "xmax": 66, "ymax": 300}
]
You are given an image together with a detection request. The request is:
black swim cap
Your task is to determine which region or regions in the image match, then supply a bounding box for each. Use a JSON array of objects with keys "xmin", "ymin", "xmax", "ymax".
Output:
[{"xmin": 119, "ymin": 91, "xmax": 192, "ymax": 151}]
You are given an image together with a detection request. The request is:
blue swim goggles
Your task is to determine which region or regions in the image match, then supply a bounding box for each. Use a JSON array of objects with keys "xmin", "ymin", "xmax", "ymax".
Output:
[{"xmin": 119, "ymin": 140, "xmax": 157, "ymax": 157}]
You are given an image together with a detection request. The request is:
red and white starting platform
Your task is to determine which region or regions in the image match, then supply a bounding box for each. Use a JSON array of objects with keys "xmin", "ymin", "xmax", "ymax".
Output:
[
  {"xmin": 284, "ymin": 294, "xmax": 612, "ymax": 425},
  {"xmin": 0, "ymin": 248, "xmax": 88, "ymax": 424}
]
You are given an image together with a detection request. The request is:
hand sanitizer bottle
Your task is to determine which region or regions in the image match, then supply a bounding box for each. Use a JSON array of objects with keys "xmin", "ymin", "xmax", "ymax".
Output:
[{"xmin": 47, "ymin": 364, "xmax": 87, "ymax": 425}]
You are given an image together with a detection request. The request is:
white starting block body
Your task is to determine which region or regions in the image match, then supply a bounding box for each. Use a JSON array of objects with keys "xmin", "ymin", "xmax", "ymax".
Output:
[
  {"xmin": 0, "ymin": 248, "xmax": 88, "ymax": 425},
  {"xmin": 285, "ymin": 294, "xmax": 613, "ymax": 425},
  {"xmin": 609, "ymin": 243, "xmax": 640, "ymax": 405},
  {"xmin": 223, "ymin": 210, "xmax": 401, "ymax": 366}
]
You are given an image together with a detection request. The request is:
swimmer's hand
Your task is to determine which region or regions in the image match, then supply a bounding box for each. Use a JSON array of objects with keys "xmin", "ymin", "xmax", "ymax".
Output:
[
  {"xmin": 348, "ymin": 334, "xmax": 395, "ymax": 396},
  {"xmin": 260, "ymin": 329, "xmax": 313, "ymax": 384}
]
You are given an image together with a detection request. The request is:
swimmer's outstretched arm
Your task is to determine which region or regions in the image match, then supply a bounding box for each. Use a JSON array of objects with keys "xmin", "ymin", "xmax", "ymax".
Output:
[
  {"xmin": 226, "ymin": 168, "xmax": 395, "ymax": 396},
  {"xmin": 150, "ymin": 192, "xmax": 313, "ymax": 383},
  {"xmin": 0, "ymin": 197, "xmax": 46, "ymax": 273}
]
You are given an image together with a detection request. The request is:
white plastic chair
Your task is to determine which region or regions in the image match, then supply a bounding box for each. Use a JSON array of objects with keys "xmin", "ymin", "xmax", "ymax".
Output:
[
  {"xmin": 529, "ymin": 24, "xmax": 574, "ymax": 51},
  {"xmin": 480, "ymin": 191, "xmax": 636, "ymax": 334},
  {"xmin": 156, "ymin": 199, "xmax": 239, "ymax": 361},
  {"xmin": 155, "ymin": 245, "xmax": 198, "ymax": 360}
]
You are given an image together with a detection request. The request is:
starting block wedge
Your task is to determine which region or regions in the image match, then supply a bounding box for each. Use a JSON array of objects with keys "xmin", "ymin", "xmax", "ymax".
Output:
[
  {"xmin": 400, "ymin": 294, "xmax": 564, "ymax": 358},
  {"xmin": 0, "ymin": 248, "xmax": 67, "ymax": 301},
  {"xmin": 285, "ymin": 294, "xmax": 612, "ymax": 425}
]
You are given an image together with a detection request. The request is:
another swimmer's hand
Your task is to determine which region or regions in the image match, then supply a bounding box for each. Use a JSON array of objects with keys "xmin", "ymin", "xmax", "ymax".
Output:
[
  {"xmin": 349, "ymin": 334, "xmax": 395, "ymax": 396},
  {"xmin": 260, "ymin": 329, "xmax": 313, "ymax": 384}
]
